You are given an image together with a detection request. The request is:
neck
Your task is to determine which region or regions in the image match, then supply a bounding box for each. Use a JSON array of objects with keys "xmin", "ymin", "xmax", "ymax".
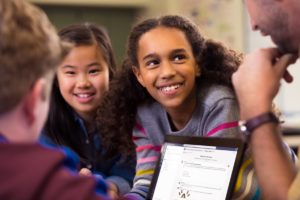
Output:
[
  {"xmin": 79, "ymin": 112, "xmax": 96, "ymax": 134},
  {"xmin": 166, "ymin": 88, "xmax": 197, "ymax": 131},
  {"xmin": 0, "ymin": 107, "xmax": 36, "ymax": 143},
  {"xmin": 78, "ymin": 111, "xmax": 94, "ymax": 123}
]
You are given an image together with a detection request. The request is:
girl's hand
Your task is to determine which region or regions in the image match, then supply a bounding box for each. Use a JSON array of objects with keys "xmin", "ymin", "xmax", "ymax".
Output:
[
  {"xmin": 79, "ymin": 168, "xmax": 92, "ymax": 176},
  {"xmin": 79, "ymin": 168, "xmax": 119, "ymax": 199},
  {"xmin": 107, "ymin": 182, "xmax": 119, "ymax": 200}
]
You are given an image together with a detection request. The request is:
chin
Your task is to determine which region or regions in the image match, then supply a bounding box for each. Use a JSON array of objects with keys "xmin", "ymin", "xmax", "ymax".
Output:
[
  {"xmin": 279, "ymin": 46, "xmax": 299, "ymax": 55},
  {"xmin": 275, "ymin": 39, "xmax": 299, "ymax": 54}
]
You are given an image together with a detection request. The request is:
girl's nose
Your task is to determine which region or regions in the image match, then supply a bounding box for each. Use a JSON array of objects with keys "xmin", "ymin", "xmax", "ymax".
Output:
[
  {"xmin": 77, "ymin": 74, "xmax": 92, "ymax": 88},
  {"xmin": 160, "ymin": 61, "xmax": 176, "ymax": 79}
]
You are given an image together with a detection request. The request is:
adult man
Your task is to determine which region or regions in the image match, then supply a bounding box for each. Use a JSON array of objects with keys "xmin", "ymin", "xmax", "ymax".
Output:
[
  {"xmin": 0, "ymin": 0, "xmax": 109, "ymax": 199},
  {"xmin": 233, "ymin": 0, "xmax": 300, "ymax": 199}
]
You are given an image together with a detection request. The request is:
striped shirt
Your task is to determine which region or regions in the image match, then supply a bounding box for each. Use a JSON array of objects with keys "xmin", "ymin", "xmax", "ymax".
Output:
[{"xmin": 124, "ymin": 84, "xmax": 297, "ymax": 200}]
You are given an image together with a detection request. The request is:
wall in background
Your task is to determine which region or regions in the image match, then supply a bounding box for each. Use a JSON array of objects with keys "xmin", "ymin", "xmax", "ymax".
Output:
[
  {"xmin": 32, "ymin": 0, "xmax": 245, "ymax": 64},
  {"xmin": 143, "ymin": 0, "xmax": 245, "ymax": 52},
  {"xmin": 29, "ymin": 0, "xmax": 149, "ymax": 7},
  {"xmin": 34, "ymin": 3, "xmax": 141, "ymax": 65}
]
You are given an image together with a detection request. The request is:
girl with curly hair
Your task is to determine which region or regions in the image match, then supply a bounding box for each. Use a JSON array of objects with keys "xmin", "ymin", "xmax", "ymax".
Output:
[
  {"xmin": 41, "ymin": 23, "xmax": 135, "ymax": 199},
  {"xmin": 97, "ymin": 15, "xmax": 295, "ymax": 200}
]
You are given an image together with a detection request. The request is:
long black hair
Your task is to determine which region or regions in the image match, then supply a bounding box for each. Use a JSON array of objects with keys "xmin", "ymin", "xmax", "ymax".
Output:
[{"xmin": 43, "ymin": 23, "xmax": 116, "ymax": 160}]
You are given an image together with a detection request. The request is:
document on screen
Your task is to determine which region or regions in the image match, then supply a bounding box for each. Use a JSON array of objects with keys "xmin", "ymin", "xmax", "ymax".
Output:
[{"xmin": 152, "ymin": 143, "xmax": 238, "ymax": 200}]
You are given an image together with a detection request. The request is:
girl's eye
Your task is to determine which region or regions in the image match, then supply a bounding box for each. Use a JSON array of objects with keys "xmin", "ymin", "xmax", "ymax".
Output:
[
  {"xmin": 89, "ymin": 69, "xmax": 100, "ymax": 74},
  {"xmin": 173, "ymin": 54, "xmax": 186, "ymax": 63},
  {"xmin": 145, "ymin": 59, "xmax": 160, "ymax": 68},
  {"xmin": 65, "ymin": 71, "xmax": 75, "ymax": 75}
]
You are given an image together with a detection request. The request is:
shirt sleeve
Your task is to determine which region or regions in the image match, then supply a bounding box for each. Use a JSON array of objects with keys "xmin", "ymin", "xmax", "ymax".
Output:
[
  {"xmin": 105, "ymin": 153, "xmax": 136, "ymax": 196},
  {"xmin": 56, "ymin": 147, "xmax": 109, "ymax": 200},
  {"xmin": 44, "ymin": 169, "xmax": 109, "ymax": 200},
  {"xmin": 203, "ymin": 97, "xmax": 240, "ymax": 138},
  {"xmin": 124, "ymin": 123, "xmax": 161, "ymax": 200}
]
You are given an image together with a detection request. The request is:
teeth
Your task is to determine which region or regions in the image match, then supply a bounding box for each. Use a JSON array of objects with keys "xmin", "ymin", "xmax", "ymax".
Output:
[
  {"xmin": 77, "ymin": 94, "xmax": 91, "ymax": 98},
  {"xmin": 160, "ymin": 84, "xmax": 181, "ymax": 92}
]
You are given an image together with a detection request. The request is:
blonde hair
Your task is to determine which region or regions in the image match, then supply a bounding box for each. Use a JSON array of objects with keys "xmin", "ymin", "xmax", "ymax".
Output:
[{"xmin": 0, "ymin": 0, "xmax": 69, "ymax": 113}]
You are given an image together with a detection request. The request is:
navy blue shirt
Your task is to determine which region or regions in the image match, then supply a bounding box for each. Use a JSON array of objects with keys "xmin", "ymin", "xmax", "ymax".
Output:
[{"xmin": 40, "ymin": 114, "xmax": 136, "ymax": 195}]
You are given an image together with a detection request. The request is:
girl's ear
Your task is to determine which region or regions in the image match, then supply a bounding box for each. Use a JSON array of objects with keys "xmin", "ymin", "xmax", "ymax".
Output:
[{"xmin": 132, "ymin": 66, "xmax": 146, "ymax": 87}]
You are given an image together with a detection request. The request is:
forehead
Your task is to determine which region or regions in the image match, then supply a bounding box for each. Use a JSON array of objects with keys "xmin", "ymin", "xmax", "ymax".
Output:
[
  {"xmin": 67, "ymin": 44, "xmax": 103, "ymax": 59},
  {"xmin": 138, "ymin": 27, "xmax": 192, "ymax": 54},
  {"xmin": 59, "ymin": 44, "xmax": 107, "ymax": 67}
]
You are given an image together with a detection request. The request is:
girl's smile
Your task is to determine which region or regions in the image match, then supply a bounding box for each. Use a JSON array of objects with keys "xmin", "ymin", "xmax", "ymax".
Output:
[
  {"xmin": 74, "ymin": 92, "xmax": 96, "ymax": 103},
  {"xmin": 157, "ymin": 82, "xmax": 184, "ymax": 96}
]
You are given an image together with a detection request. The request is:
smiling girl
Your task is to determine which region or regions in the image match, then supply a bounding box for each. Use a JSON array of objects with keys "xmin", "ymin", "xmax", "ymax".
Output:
[
  {"xmin": 96, "ymin": 15, "xmax": 242, "ymax": 199},
  {"xmin": 41, "ymin": 23, "xmax": 135, "ymax": 199}
]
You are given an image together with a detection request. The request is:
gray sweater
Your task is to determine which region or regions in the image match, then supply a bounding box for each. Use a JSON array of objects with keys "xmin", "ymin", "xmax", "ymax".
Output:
[{"xmin": 125, "ymin": 84, "xmax": 241, "ymax": 199}]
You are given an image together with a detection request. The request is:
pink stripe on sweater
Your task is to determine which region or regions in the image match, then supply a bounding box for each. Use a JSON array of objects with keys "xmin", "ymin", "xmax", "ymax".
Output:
[
  {"xmin": 132, "ymin": 136, "xmax": 141, "ymax": 141},
  {"xmin": 137, "ymin": 156, "xmax": 158, "ymax": 164},
  {"xmin": 207, "ymin": 121, "xmax": 238, "ymax": 137},
  {"xmin": 135, "ymin": 123, "xmax": 146, "ymax": 135},
  {"xmin": 136, "ymin": 145, "xmax": 161, "ymax": 152}
]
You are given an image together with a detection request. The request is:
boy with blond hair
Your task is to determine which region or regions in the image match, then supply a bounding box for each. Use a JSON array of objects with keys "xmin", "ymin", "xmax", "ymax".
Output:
[{"xmin": 0, "ymin": 0, "xmax": 110, "ymax": 199}]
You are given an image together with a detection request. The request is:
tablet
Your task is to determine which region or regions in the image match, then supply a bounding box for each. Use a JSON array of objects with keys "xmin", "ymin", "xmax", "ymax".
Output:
[{"xmin": 147, "ymin": 135, "xmax": 246, "ymax": 200}]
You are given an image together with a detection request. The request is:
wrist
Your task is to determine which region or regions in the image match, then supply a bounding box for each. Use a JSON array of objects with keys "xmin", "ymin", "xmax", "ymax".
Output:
[
  {"xmin": 240, "ymin": 103, "xmax": 273, "ymax": 120},
  {"xmin": 239, "ymin": 111, "xmax": 279, "ymax": 139}
]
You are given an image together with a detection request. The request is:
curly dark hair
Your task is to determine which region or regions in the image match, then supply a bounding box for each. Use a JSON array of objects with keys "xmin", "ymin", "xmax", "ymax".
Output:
[
  {"xmin": 44, "ymin": 23, "xmax": 116, "ymax": 160},
  {"xmin": 96, "ymin": 15, "xmax": 242, "ymax": 156}
]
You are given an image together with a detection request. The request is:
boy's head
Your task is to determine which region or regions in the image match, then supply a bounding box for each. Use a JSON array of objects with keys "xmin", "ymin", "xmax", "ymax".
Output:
[{"xmin": 0, "ymin": 0, "xmax": 69, "ymax": 114}]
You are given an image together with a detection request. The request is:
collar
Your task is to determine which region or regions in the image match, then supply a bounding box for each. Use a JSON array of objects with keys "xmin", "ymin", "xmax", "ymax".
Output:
[
  {"xmin": 72, "ymin": 112, "xmax": 89, "ymax": 137},
  {"xmin": 72, "ymin": 111, "xmax": 97, "ymax": 138}
]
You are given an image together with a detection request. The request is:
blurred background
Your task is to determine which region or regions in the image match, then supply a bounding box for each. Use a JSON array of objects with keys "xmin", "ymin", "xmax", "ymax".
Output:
[{"xmin": 30, "ymin": 0, "xmax": 300, "ymax": 129}]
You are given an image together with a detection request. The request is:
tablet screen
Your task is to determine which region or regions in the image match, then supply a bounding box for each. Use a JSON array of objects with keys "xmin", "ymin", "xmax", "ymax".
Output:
[{"xmin": 148, "ymin": 136, "xmax": 245, "ymax": 200}]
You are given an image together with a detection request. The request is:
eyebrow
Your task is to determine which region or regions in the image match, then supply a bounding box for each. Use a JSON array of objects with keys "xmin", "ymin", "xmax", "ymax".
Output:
[
  {"xmin": 61, "ymin": 62, "xmax": 101, "ymax": 69},
  {"xmin": 61, "ymin": 65, "xmax": 75, "ymax": 69},
  {"xmin": 142, "ymin": 53, "xmax": 157, "ymax": 62},
  {"xmin": 86, "ymin": 62, "xmax": 101, "ymax": 68},
  {"xmin": 142, "ymin": 48, "xmax": 187, "ymax": 61},
  {"xmin": 171, "ymin": 48, "xmax": 187, "ymax": 54}
]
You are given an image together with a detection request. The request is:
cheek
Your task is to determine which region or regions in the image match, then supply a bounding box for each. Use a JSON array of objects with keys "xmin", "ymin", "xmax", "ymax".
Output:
[
  {"xmin": 140, "ymin": 71, "xmax": 156, "ymax": 86},
  {"xmin": 57, "ymin": 78, "xmax": 72, "ymax": 93},
  {"xmin": 95, "ymin": 74, "xmax": 110, "ymax": 94},
  {"xmin": 56, "ymin": 76, "xmax": 74, "ymax": 100}
]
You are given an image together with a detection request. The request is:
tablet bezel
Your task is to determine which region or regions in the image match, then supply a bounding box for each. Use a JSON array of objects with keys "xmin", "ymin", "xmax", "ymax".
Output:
[{"xmin": 147, "ymin": 135, "xmax": 246, "ymax": 200}]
